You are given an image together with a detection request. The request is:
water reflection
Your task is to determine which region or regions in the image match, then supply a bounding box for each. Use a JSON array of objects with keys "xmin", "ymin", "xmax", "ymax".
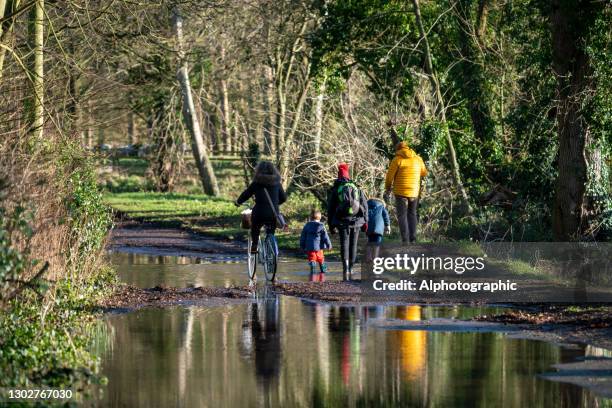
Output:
[
  {"xmin": 96, "ymin": 295, "xmax": 609, "ymax": 407},
  {"xmin": 243, "ymin": 295, "xmax": 282, "ymax": 389},
  {"xmin": 108, "ymin": 252, "xmax": 337, "ymax": 288},
  {"xmin": 392, "ymin": 306, "xmax": 426, "ymax": 381},
  {"xmin": 97, "ymin": 254, "xmax": 610, "ymax": 407}
]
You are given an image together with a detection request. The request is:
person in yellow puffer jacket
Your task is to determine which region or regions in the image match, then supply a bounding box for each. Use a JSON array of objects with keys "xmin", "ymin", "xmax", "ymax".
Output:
[{"xmin": 384, "ymin": 142, "xmax": 427, "ymax": 243}]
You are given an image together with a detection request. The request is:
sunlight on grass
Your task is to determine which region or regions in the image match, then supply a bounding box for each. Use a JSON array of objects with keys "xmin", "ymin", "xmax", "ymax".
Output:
[{"xmin": 104, "ymin": 192, "xmax": 239, "ymax": 221}]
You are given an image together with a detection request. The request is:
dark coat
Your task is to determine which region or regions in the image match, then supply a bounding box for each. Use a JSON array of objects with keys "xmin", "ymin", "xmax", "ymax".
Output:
[
  {"xmin": 300, "ymin": 221, "xmax": 332, "ymax": 252},
  {"xmin": 326, "ymin": 178, "xmax": 368, "ymax": 229},
  {"xmin": 367, "ymin": 198, "xmax": 390, "ymax": 236},
  {"xmin": 236, "ymin": 173, "xmax": 287, "ymax": 223}
]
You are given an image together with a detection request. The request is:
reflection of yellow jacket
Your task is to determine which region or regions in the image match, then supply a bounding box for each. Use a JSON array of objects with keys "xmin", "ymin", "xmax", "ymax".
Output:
[{"xmin": 385, "ymin": 147, "xmax": 427, "ymax": 198}]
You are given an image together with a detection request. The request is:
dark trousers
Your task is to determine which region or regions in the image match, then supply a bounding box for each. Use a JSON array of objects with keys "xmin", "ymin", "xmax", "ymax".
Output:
[
  {"xmin": 395, "ymin": 196, "xmax": 418, "ymax": 243},
  {"xmin": 338, "ymin": 226, "xmax": 360, "ymax": 265},
  {"xmin": 251, "ymin": 218, "xmax": 276, "ymax": 247}
]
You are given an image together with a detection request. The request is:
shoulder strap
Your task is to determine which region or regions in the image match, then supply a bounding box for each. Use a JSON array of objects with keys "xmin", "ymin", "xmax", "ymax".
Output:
[
  {"xmin": 264, "ymin": 187, "xmax": 287, "ymax": 228},
  {"xmin": 263, "ymin": 187, "xmax": 279, "ymax": 219}
]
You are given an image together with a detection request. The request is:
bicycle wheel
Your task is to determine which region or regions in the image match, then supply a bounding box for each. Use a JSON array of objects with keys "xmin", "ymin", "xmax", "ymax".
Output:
[
  {"xmin": 247, "ymin": 236, "xmax": 257, "ymax": 280},
  {"xmin": 263, "ymin": 234, "xmax": 278, "ymax": 281}
]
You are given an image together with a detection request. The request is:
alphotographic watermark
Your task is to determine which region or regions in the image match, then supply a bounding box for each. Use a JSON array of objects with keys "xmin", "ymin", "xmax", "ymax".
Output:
[{"xmin": 360, "ymin": 242, "xmax": 612, "ymax": 303}]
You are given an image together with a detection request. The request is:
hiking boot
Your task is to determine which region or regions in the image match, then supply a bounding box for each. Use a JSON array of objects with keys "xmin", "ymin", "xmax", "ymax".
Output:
[
  {"xmin": 319, "ymin": 262, "xmax": 328, "ymax": 274},
  {"xmin": 309, "ymin": 261, "xmax": 317, "ymax": 276}
]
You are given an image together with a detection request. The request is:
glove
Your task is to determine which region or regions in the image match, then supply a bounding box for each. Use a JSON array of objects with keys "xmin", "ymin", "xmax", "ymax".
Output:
[
  {"xmin": 385, "ymin": 225, "xmax": 391, "ymax": 235},
  {"xmin": 361, "ymin": 223, "xmax": 368, "ymax": 233}
]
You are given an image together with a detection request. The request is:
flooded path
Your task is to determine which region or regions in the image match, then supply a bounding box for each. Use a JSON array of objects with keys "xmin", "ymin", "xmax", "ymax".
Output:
[{"xmin": 94, "ymin": 252, "xmax": 612, "ymax": 407}]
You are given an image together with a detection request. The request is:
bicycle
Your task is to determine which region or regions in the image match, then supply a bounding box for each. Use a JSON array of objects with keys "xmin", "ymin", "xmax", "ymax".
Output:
[{"xmin": 247, "ymin": 224, "xmax": 278, "ymax": 281}]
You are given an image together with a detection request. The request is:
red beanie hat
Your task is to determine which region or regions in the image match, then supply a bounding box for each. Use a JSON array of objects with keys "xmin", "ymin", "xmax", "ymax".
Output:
[{"xmin": 338, "ymin": 163, "xmax": 350, "ymax": 179}]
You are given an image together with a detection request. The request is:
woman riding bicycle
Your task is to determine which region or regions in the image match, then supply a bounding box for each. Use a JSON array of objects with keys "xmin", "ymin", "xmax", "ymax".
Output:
[{"xmin": 235, "ymin": 161, "xmax": 286, "ymax": 253}]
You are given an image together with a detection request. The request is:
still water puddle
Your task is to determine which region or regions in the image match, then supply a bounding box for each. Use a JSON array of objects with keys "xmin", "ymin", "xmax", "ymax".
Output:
[{"xmin": 96, "ymin": 253, "xmax": 611, "ymax": 407}]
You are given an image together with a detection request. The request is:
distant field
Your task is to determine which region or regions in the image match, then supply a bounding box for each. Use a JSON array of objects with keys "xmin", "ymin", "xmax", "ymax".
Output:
[{"xmin": 98, "ymin": 156, "xmax": 246, "ymax": 198}]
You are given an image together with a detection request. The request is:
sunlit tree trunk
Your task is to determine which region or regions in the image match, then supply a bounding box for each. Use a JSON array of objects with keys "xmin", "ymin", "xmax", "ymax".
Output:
[
  {"xmin": 0, "ymin": 0, "xmax": 6, "ymax": 32},
  {"xmin": 28, "ymin": 0, "xmax": 44, "ymax": 139},
  {"xmin": 219, "ymin": 45, "xmax": 232, "ymax": 154},
  {"xmin": 172, "ymin": 7, "xmax": 219, "ymax": 196},
  {"xmin": 0, "ymin": 0, "xmax": 8, "ymax": 78},
  {"xmin": 263, "ymin": 65, "xmax": 276, "ymax": 155},
  {"xmin": 0, "ymin": 0, "xmax": 21, "ymax": 81},
  {"xmin": 312, "ymin": 78, "xmax": 325, "ymax": 157},
  {"xmin": 412, "ymin": 0, "xmax": 472, "ymax": 214},
  {"xmin": 275, "ymin": 81, "xmax": 286, "ymax": 164}
]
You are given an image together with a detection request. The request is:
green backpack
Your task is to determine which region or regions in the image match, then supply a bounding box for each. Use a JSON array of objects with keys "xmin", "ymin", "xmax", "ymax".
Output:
[{"xmin": 336, "ymin": 181, "xmax": 361, "ymax": 218}]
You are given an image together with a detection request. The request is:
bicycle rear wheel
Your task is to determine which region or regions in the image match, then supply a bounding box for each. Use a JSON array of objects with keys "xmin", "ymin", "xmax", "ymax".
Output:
[
  {"xmin": 263, "ymin": 234, "xmax": 278, "ymax": 281},
  {"xmin": 247, "ymin": 236, "xmax": 257, "ymax": 280}
]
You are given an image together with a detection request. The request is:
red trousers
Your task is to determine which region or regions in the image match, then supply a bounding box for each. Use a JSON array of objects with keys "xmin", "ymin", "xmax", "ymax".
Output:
[{"xmin": 306, "ymin": 250, "xmax": 325, "ymax": 264}]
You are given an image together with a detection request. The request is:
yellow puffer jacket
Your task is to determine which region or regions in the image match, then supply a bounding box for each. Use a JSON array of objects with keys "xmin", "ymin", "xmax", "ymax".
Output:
[{"xmin": 384, "ymin": 146, "xmax": 428, "ymax": 198}]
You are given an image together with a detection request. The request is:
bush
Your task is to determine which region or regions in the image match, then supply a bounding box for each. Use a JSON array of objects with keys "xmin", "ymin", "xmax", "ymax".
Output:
[{"xmin": 69, "ymin": 165, "xmax": 113, "ymax": 266}]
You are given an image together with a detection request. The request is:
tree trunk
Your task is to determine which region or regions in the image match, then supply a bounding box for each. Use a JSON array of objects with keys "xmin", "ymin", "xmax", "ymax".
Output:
[
  {"xmin": 0, "ymin": 0, "xmax": 8, "ymax": 79},
  {"xmin": 312, "ymin": 78, "xmax": 325, "ymax": 157},
  {"xmin": 0, "ymin": 0, "xmax": 21, "ymax": 81},
  {"xmin": 412, "ymin": 0, "xmax": 472, "ymax": 213},
  {"xmin": 97, "ymin": 127, "xmax": 105, "ymax": 147},
  {"xmin": 219, "ymin": 47, "xmax": 232, "ymax": 154},
  {"xmin": 28, "ymin": 0, "xmax": 44, "ymax": 139},
  {"xmin": 152, "ymin": 104, "xmax": 175, "ymax": 192},
  {"xmin": 550, "ymin": 0, "xmax": 601, "ymax": 241},
  {"xmin": 263, "ymin": 65, "xmax": 276, "ymax": 155},
  {"xmin": 172, "ymin": 7, "xmax": 219, "ymax": 196},
  {"xmin": 127, "ymin": 110, "xmax": 134, "ymax": 145},
  {"xmin": 279, "ymin": 73, "xmax": 311, "ymax": 188},
  {"xmin": 475, "ymin": 0, "xmax": 490, "ymax": 40},
  {"xmin": 0, "ymin": 0, "xmax": 7, "ymax": 31},
  {"xmin": 275, "ymin": 83, "xmax": 286, "ymax": 164},
  {"xmin": 84, "ymin": 99, "xmax": 93, "ymax": 148}
]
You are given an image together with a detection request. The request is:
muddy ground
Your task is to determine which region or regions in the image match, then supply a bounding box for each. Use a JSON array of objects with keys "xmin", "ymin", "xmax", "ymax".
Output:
[
  {"xmin": 108, "ymin": 221, "xmax": 245, "ymax": 258},
  {"xmin": 98, "ymin": 283, "xmax": 255, "ymax": 311}
]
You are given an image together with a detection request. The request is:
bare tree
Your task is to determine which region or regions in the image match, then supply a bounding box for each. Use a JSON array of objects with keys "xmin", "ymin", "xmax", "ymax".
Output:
[{"xmin": 172, "ymin": 6, "xmax": 219, "ymax": 196}]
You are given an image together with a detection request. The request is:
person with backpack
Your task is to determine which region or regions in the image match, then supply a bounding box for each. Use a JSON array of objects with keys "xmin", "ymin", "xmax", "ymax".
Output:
[
  {"xmin": 235, "ymin": 161, "xmax": 287, "ymax": 253},
  {"xmin": 327, "ymin": 163, "xmax": 368, "ymax": 281},
  {"xmin": 384, "ymin": 142, "xmax": 427, "ymax": 243}
]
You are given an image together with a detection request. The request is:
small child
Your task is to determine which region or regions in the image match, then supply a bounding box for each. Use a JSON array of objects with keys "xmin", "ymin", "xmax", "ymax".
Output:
[
  {"xmin": 300, "ymin": 209, "xmax": 332, "ymax": 280},
  {"xmin": 366, "ymin": 198, "xmax": 391, "ymax": 260}
]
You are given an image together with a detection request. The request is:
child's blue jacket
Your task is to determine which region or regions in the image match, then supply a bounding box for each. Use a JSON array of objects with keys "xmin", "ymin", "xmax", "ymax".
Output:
[
  {"xmin": 300, "ymin": 221, "xmax": 332, "ymax": 251},
  {"xmin": 367, "ymin": 199, "xmax": 390, "ymax": 236}
]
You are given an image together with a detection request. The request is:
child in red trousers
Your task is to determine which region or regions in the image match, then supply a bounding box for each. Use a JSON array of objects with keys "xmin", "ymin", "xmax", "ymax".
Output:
[{"xmin": 300, "ymin": 210, "xmax": 332, "ymax": 281}]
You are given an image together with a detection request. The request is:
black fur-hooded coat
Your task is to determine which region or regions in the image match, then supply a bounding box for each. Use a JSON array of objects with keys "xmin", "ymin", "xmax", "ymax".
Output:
[{"xmin": 236, "ymin": 172, "xmax": 287, "ymax": 223}]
